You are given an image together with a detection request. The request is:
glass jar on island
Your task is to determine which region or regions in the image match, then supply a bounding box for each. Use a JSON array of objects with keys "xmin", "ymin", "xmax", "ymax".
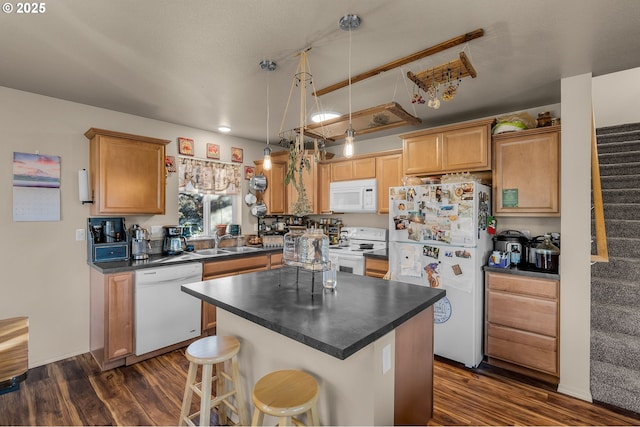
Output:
[
  {"xmin": 297, "ymin": 227, "xmax": 329, "ymax": 271},
  {"xmin": 283, "ymin": 226, "xmax": 306, "ymax": 267}
]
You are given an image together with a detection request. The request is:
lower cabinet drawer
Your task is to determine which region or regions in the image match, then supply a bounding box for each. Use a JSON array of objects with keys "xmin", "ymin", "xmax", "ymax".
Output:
[
  {"xmin": 270, "ymin": 252, "xmax": 284, "ymax": 269},
  {"xmin": 486, "ymin": 272, "xmax": 558, "ymax": 299},
  {"xmin": 486, "ymin": 323, "xmax": 558, "ymax": 375},
  {"xmin": 203, "ymin": 254, "xmax": 269, "ymax": 277},
  {"xmin": 365, "ymin": 257, "xmax": 388, "ymax": 278},
  {"xmin": 487, "ymin": 291, "xmax": 557, "ymax": 337}
]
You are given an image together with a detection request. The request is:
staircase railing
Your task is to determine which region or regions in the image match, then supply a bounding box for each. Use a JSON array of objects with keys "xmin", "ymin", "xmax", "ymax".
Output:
[{"xmin": 591, "ymin": 111, "xmax": 609, "ymax": 263}]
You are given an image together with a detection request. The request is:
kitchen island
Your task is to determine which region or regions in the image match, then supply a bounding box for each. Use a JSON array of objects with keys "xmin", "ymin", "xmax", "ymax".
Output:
[{"xmin": 182, "ymin": 267, "xmax": 445, "ymax": 426}]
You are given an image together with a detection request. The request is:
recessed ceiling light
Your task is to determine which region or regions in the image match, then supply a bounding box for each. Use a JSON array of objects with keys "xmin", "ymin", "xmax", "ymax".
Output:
[
  {"xmin": 218, "ymin": 126, "xmax": 231, "ymax": 133},
  {"xmin": 310, "ymin": 111, "xmax": 341, "ymax": 123}
]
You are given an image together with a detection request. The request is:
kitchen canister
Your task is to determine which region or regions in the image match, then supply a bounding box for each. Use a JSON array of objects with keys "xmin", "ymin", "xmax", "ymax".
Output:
[
  {"xmin": 283, "ymin": 226, "xmax": 306, "ymax": 267},
  {"xmin": 535, "ymin": 234, "xmax": 560, "ymax": 273},
  {"xmin": 297, "ymin": 227, "xmax": 329, "ymax": 271}
]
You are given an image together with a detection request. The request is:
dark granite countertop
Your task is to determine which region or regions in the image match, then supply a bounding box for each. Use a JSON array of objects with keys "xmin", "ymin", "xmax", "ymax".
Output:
[
  {"xmin": 363, "ymin": 248, "xmax": 388, "ymax": 260},
  {"xmin": 484, "ymin": 264, "xmax": 560, "ymax": 280},
  {"xmin": 182, "ymin": 267, "xmax": 445, "ymax": 360},
  {"xmin": 89, "ymin": 247, "xmax": 282, "ymax": 274}
]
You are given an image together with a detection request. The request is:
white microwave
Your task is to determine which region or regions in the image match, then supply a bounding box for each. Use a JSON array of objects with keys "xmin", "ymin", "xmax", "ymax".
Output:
[{"xmin": 329, "ymin": 178, "xmax": 377, "ymax": 213}]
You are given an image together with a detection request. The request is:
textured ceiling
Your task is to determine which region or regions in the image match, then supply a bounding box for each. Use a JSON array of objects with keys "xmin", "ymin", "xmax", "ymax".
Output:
[{"xmin": 1, "ymin": 0, "xmax": 639, "ymax": 145}]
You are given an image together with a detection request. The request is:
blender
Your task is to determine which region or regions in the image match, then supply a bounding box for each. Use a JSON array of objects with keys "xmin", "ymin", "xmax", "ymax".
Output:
[{"xmin": 130, "ymin": 224, "xmax": 150, "ymax": 260}]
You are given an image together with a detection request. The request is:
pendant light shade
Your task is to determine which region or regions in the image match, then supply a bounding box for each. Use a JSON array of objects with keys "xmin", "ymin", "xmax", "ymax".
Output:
[
  {"xmin": 260, "ymin": 59, "xmax": 276, "ymax": 171},
  {"xmin": 344, "ymin": 126, "xmax": 355, "ymax": 158},
  {"xmin": 263, "ymin": 145, "xmax": 272, "ymax": 170},
  {"xmin": 341, "ymin": 14, "xmax": 360, "ymax": 159}
]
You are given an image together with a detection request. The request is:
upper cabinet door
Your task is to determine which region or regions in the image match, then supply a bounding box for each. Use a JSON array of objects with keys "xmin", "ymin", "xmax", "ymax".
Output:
[
  {"xmin": 441, "ymin": 124, "xmax": 490, "ymax": 171},
  {"xmin": 492, "ymin": 126, "xmax": 560, "ymax": 216},
  {"xmin": 318, "ymin": 163, "xmax": 332, "ymax": 214},
  {"xmin": 331, "ymin": 158, "xmax": 376, "ymax": 181},
  {"xmin": 86, "ymin": 128, "xmax": 169, "ymax": 215},
  {"xmin": 401, "ymin": 118, "xmax": 494, "ymax": 176},
  {"xmin": 352, "ymin": 158, "xmax": 376, "ymax": 179},
  {"xmin": 376, "ymin": 153, "xmax": 402, "ymax": 214},
  {"xmin": 331, "ymin": 161, "xmax": 354, "ymax": 181},
  {"xmin": 255, "ymin": 159, "xmax": 287, "ymax": 215},
  {"xmin": 402, "ymin": 133, "xmax": 441, "ymax": 175}
]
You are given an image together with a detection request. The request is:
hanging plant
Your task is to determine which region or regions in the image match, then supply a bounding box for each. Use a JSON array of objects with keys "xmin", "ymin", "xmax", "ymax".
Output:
[
  {"xmin": 284, "ymin": 137, "xmax": 312, "ymax": 216},
  {"xmin": 276, "ymin": 49, "xmax": 325, "ymax": 217}
]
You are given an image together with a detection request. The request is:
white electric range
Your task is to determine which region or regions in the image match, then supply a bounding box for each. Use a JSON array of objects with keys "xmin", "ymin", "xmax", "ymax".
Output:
[{"xmin": 327, "ymin": 227, "xmax": 388, "ymax": 275}]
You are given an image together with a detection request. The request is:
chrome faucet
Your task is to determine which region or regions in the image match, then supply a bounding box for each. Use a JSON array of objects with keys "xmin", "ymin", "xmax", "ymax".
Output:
[{"xmin": 214, "ymin": 233, "xmax": 235, "ymax": 248}]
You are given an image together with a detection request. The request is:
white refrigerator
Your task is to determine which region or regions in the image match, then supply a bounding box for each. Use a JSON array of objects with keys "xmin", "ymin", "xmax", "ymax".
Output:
[{"xmin": 388, "ymin": 181, "xmax": 492, "ymax": 368}]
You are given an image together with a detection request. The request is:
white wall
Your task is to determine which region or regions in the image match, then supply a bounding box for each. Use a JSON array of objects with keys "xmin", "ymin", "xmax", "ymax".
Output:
[
  {"xmin": 552, "ymin": 67, "xmax": 640, "ymax": 401},
  {"xmin": 0, "ymin": 86, "xmax": 264, "ymax": 367},
  {"xmin": 593, "ymin": 67, "xmax": 640, "ymax": 128},
  {"xmin": 557, "ymin": 73, "xmax": 593, "ymax": 401}
]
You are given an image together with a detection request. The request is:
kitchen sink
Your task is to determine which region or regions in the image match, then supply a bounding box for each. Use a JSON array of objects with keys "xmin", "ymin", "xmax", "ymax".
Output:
[
  {"xmin": 195, "ymin": 248, "xmax": 230, "ymax": 256},
  {"xmin": 155, "ymin": 252, "xmax": 203, "ymax": 263},
  {"xmin": 221, "ymin": 246, "xmax": 261, "ymax": 253}
]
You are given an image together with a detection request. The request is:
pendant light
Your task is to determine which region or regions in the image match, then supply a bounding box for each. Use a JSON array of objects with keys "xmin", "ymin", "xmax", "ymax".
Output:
[
  {"xmin": 340, "ymin": 14, "xmax": 360, "ymax": 158},
  {"xmin": 260, "ymin": 59, "xmax": 276, "ymax": 170}
]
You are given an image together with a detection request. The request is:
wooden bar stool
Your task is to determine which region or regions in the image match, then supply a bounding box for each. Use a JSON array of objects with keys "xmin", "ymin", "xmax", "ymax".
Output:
[
  {"xmin": 251, "ymin": 369, "xmax": 320, "ymax": 426},
  {"xmin": 179, "ymin": 335, "xmax": 249, "ymax": 426}
]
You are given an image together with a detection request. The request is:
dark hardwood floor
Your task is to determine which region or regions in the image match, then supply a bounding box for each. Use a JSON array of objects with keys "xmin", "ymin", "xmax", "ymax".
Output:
[{"xmin": 1, "ymin": 349, "xmax": 639, "ymax": 426}]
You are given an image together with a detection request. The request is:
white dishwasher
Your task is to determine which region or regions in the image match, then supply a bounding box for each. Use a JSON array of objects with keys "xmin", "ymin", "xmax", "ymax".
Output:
[{"xmin": 134, "ymin": 262, "xmax": 203, "ymax": 356}]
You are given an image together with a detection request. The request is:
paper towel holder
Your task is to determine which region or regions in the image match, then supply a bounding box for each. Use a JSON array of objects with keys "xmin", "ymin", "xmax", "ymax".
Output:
[{"xmin": 78, "ymin": 168, "xmax": 94, "ymax": 204}]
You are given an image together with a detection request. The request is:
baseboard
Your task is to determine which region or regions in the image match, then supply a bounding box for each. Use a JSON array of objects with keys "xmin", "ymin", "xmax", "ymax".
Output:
[{"xmin": 557, "ymin": 383, "xmax": 593, "ymax": 402}]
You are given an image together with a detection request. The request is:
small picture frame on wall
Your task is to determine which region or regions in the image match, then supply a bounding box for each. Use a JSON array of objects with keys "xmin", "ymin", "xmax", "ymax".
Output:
[
  {"xmin": 244, "ymin": 166, "xmax": 255, "ymax": 180},
  {"xmin": 178, "ymin": 137, "xmax": 194, "ymax": 156},
  {"xmin": 206, "ymin": 143, "xmax": 220, "ymax": 160},
  {"xmin": 165, "ymin": 155, "xmax": 176, "ymax": 173},
  {"xmin": 231, "ymin": 147, "xmax": 243, "ymax": 163}
]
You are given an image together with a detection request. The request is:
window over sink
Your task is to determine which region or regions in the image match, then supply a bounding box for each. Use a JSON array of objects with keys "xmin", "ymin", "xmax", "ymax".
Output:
[
  {"xmin": 176, "ymin": 156, "xmax": 242, "ymax": 237},
  {"xmin": 178, "ymin": 192, "xmax": 240, "ymax": 237}
]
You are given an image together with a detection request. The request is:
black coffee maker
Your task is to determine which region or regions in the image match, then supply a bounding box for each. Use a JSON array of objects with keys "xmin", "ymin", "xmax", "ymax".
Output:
[{"xmin": 162, "ymin": 225, "xmax": 187, "ymax": 255}]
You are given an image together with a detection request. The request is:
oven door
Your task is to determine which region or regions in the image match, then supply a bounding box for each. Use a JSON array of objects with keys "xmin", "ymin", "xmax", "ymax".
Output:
[{"xmin": 329, "ymin": 251, "xmax": 365, "ymax": 275}]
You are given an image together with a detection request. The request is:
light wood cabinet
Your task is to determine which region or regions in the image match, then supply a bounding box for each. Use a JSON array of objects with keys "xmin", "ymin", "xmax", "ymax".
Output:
[
  {"xmin": 401, "ymin": 118, "xmax": 494, "ymax": 176},
  {"xmin": 201, "ymin": 254, "xmax": 270, "ymax": 333},
  {"xmin": 90, "ymin": 269, "xmax": 134, "ymax": 370},
  {"xmin": 330, "ymin": 157, "xmax": 376, "ymax": 181},
  {"xmin": 492, "ymin": 126, "xmax": 560, "ymax": 216},
  {"xmin": 365, "ymin": 257, "xmax": 389, "ymax": 278},
  {"xmin": 318, "ymin": 163, "xmax": 332, "ymax": 214},
  {"xmin": 85, "ymin": 128, "xmax": 169, "ymax": 215},
  {"xmin": 269, "ymin": 252, "xmax": 284, "ymax": 269},
  {"xmin": 255, "ymin": 155, "xmax": 287, "ymax": 215},
  {"xmin": 485, "ymin": 271, "xmax": 560, "ymax": 381},
  {"xmin": 375, "ymin": 151, "xmax": 403, "ymax": 214}
]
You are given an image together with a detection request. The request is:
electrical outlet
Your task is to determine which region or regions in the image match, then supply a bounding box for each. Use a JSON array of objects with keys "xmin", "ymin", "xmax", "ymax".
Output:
[{"xmin": 75, "ymin": 229, "xmax": 86, "ymax": 241}]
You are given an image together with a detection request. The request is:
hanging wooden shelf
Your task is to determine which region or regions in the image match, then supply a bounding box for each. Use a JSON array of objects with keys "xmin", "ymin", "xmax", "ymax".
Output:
[
  {"xmin": 304, "ymin": 102, "xmax": 421, "ymax": 141},
  {"xmin": 407, "ymin": 52, "xmax": 477, "ymax": 93}
]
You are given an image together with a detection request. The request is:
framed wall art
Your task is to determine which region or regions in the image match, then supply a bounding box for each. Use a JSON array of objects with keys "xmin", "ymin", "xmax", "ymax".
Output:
[
  {"xmin": 165, "ymin": 155, "xmax": 176, "ymax": 173},
  {"xmin": 206, "ymin": 143, "xmax": 220, "ymax": 160},
  {"xmin": 231, "ymin": 147, "xmax": 243, "ymax": 163},
  {"xmin": 178, "ymin": 137, "xmax": 194, "ymax": 156},
  {"xmin": 244, "ymin": 166, "xmax": 255, "ymax": 180}
]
